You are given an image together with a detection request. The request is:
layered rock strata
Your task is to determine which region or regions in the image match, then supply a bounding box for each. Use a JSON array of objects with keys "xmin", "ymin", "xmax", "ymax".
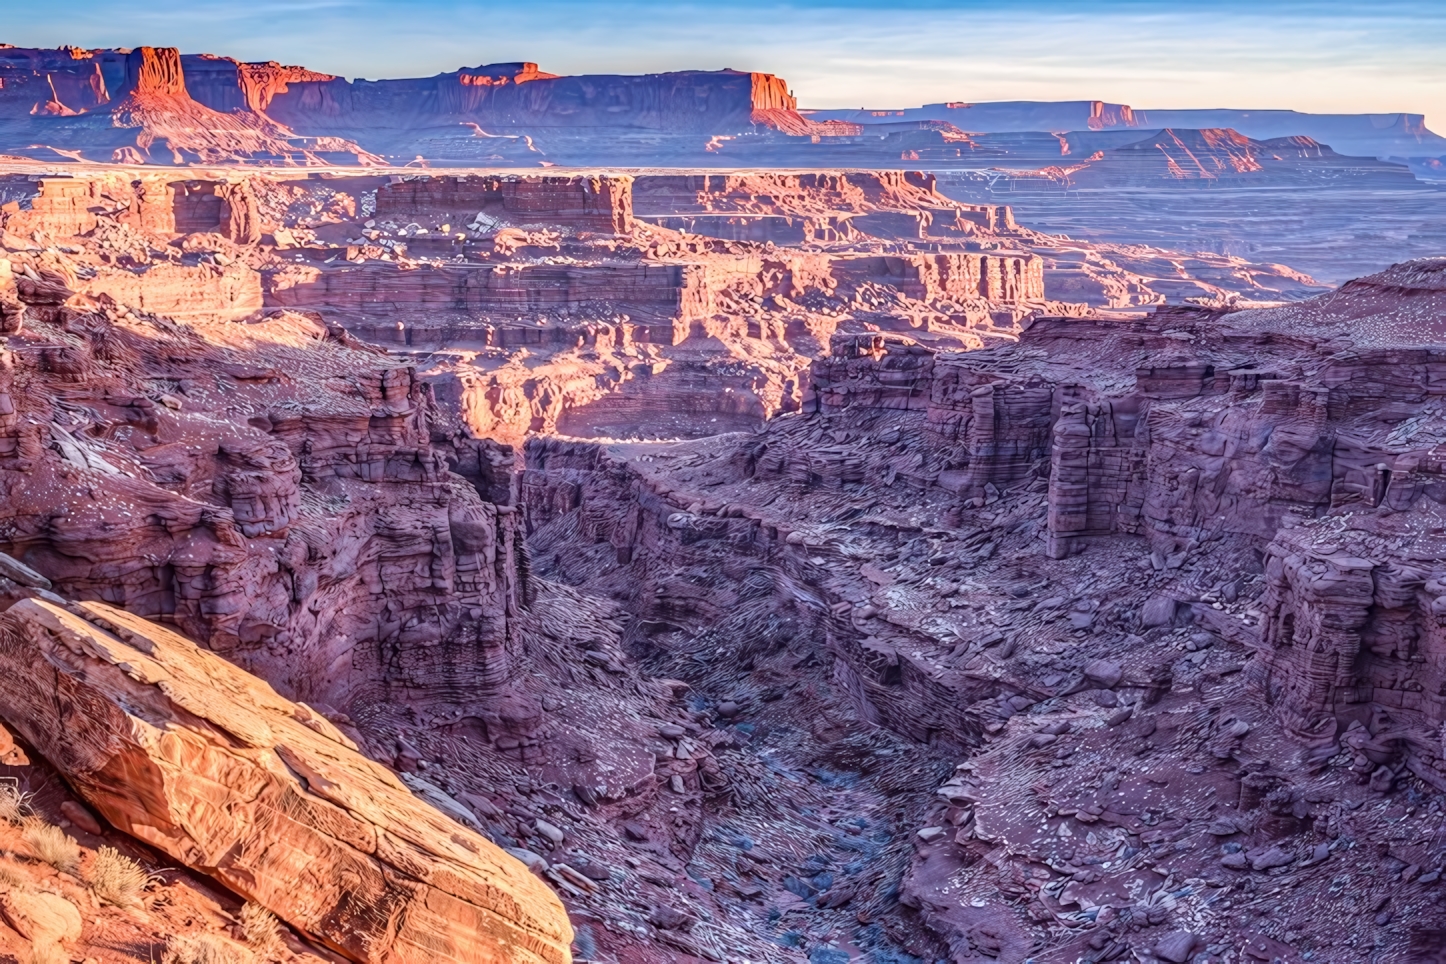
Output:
[
  {"xmin": 0, "ymin": 163, "xmax": 1326, "ymax": 449},
  {"xmin": 0, "ymin": 262, "xmax": 530, "ymax": 718}
]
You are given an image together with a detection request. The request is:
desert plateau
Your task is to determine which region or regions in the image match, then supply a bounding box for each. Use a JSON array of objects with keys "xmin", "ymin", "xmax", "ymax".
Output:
[{"xmin": 0, "ymin": 13, "xmax": 1441, "ymax": 964}]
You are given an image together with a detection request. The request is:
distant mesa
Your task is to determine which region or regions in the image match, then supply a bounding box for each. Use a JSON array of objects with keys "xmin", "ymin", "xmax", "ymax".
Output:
[
  {"xmin": 976, "ymin": 127, "xmax": 1424, "ymax": 192},
  {"xmin": 805, "ymin": 99, "xmax": 1446, "ymax": 160},
  {"xmin": 0, "ymin": 43, "xmax": 1442, "ymax": 167},
  {"xmin": 0, "ymin": 45, "xmax": 846, "ymax": 166}
]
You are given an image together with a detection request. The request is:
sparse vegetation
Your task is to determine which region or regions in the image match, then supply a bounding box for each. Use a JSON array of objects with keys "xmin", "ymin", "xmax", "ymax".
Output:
[
  {"xmin": 162, "ymin": 934, "xmax": 257, "ymax": 964},
  {"xmin": 21, "ymin": 820, "xmax": 80, "ymax": 874},
  {"xmin": 0, "ymin": 862, "xmax": 30, "ymax": 891},
  {"xmin": 88, "ymin": 845, "xmax": 157, "ymax": 907},
  {"xmin": 0, "ymin": 782, "xmax": 33, "ymax": 826},
  {"xmin": 239, "ymin": 902, "xmax": 287, "ymax": 961}
]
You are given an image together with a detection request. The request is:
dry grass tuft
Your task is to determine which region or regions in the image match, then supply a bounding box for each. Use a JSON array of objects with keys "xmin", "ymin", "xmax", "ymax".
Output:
[
  {"xmin": 0, "ymin": 862, "xmax": 31, "ymax": 891},
  {"xmin": 21, "ymin": 821, "xmax": 79, "ymax": 875},
  {"xmin": 88, "ymin": 845, "xmax": 157, "ymax": 907},
  {"xmin": 0, "ymin": 783, "xmax": 33, "ymax": 826},
  {"xmin": 162, "ymin": 934, "xmax": 257, "ymax": 964},
  {"xmin": 239, "ymin": 902, "xmax": 287, "ymax": 961}
]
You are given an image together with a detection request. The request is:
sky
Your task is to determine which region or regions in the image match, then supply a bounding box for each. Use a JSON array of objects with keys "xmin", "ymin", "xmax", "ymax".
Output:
[{"xmin": 3, "ymin": 0, "xmax": 1445, "ymax": 125}]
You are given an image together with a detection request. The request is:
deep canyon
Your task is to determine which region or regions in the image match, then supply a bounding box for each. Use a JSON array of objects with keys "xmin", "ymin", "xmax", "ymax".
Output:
[{"xmin": 0, "ymin": 38, "xmax": 1441, "ymax": 964}]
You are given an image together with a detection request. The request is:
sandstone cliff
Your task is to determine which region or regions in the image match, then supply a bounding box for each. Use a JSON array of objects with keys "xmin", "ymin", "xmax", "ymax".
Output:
[{"xmin": 0, "ymin": 46, "xmax": 375, "ymax": 165}]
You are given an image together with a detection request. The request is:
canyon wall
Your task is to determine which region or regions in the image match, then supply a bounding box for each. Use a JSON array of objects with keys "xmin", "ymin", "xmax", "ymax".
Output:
[
  {"xmin": 0, "ymin": 267, "xmax": 535, "ymax": 721},
  {"xmin": 807, "ymin": 260, "xmax": 1446, "ymax": 792},
  {"xmin": 496, "ymin": 262, "xmax": 1446, "ymax": 961}
]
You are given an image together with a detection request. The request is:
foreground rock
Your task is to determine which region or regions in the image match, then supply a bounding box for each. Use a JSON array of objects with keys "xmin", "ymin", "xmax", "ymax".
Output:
[{"xmin": 0, "ymin": 597, "xmax": 573, "ymax": 964}]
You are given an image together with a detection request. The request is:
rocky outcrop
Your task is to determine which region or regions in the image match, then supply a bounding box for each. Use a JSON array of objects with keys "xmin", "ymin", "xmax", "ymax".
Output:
[
  {"xmin": 0, "ymin": 597, "xmax": 573, "ymax": 964},
  {"xmin": 977, "ymin": 128, "xmax": 1421, "ymax": 191},
  {"xmin": 376, "ymin": 174, "xmax": 633, "ymax": 236},
  {"xmin": 0, "ymin": 273, "xmax": 532, "ymax": 717},
  {"xmin": 809, "ymin": 260, "xmax": 1446, "ymax": 792},
  {"xmin": 0, "ymin": 46, "xmax": 374, "ymax": 165}
]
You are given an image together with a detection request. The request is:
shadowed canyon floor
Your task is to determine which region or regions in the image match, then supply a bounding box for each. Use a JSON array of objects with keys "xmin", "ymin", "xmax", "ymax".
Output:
[{"xmin": 0, "ymin": 152, "xmax": 1445, "ymax": 964}]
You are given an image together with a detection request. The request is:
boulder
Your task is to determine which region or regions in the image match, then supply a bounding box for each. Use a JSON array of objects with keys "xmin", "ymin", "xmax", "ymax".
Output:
[
  {"xmin": 1154, "ymin": 930, "xmax": 1200, "ymax": 963},
  {"xmin": 1140, "ymin": 595, "xmax": 1178, "ymax": 628},
  {"xmin": 1083, "ymin": 659, "xmax": 1123, "ymax": 689},
  {"xmin": 59, "ymin": 800, "xmax": 103, "ymax": 835},
  {"xmin": 0, "ymin": 890, "xmax": 81, "ymax": 945},
  {"xmin": 1248, "ymin": 845, "xmax": 1294, "ymax": 871},
  {"xmin": 0, "ymin": 599, "xmax": 572, "ymax": 964}
]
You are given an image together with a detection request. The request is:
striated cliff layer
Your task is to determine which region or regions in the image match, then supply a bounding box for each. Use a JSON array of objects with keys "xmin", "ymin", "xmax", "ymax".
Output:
[
  {"xmin": 0, "ymin": 45, "xmax": 375, "ymax": 165},
  {"xmin": 1, "ymin": 164, "xmax": 1326, "ymax": 449},
  {"xmin": 806, "ymin": 259, "xmax": 1446, "ymax": 775},
  {"xmin": 0, "ymin": 256, "xmax": 529, "ymax": 716}
]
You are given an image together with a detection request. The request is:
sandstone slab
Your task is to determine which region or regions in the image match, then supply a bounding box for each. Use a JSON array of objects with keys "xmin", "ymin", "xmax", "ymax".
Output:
[{"xmin": 0, "ymin": 598, "xmax": 572, "ymax": 964}]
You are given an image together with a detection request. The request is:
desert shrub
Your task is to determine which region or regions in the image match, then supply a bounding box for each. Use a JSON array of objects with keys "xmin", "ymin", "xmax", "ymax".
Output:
[
  {"xmin": 0, "ymin": 783, "xmax": 32, "ymax": 826},
  {"xmin": 162, "ymin": 934, "xmax": 256, "ymax": 964},
  {"xmin": 239, "ymin": 902, "xmax": 286, "ymax": 960},
  {"xmin": 88, "ymin": 845, "xmax": 157, "ymax": 906},
  {"xmin": 0, "ymin": 861, "xmax": 30, "ymax": 891},
  {"xmin": 21, "ymin": 822, "xmax": 79, "ymax": 874}
]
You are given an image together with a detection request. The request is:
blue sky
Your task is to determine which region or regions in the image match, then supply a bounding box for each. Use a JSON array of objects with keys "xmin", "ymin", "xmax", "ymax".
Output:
[{"xmin": 3, "ymin": 1, "xmax": 1445, "ymax": 124}]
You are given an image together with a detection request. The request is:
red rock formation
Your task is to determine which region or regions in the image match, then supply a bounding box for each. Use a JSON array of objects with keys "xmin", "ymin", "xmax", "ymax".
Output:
[
  {"xmin": 0, "ymin": 46, "xmax": 375, "ymax": 165},
  {"xmin": 181, "ymin": 53, "xmax": 339, "ymax": 113},
  {"xmin": 0, "ymin": 598, "xmax": 574, "ymax": 964},
  {"xmin": 376, "ymin": 174, "xmax": 633, "ymax": 235},
  {"xmin": 0, "ymin": 277, "xmax": 533, "ymax": 716},
  {"xmin": 1003, "ymin": 128, "xmax": 1422, "ymax": 190}
]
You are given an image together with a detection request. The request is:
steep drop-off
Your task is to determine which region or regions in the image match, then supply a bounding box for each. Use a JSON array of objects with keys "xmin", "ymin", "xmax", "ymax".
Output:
[
  {"xmin": 515, "ymin": 259, "xmax": 1446, "ymax": 962},
  {"xmin": 2, "ymin": 143, "xmax": 1446, "ymax": 962}
]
